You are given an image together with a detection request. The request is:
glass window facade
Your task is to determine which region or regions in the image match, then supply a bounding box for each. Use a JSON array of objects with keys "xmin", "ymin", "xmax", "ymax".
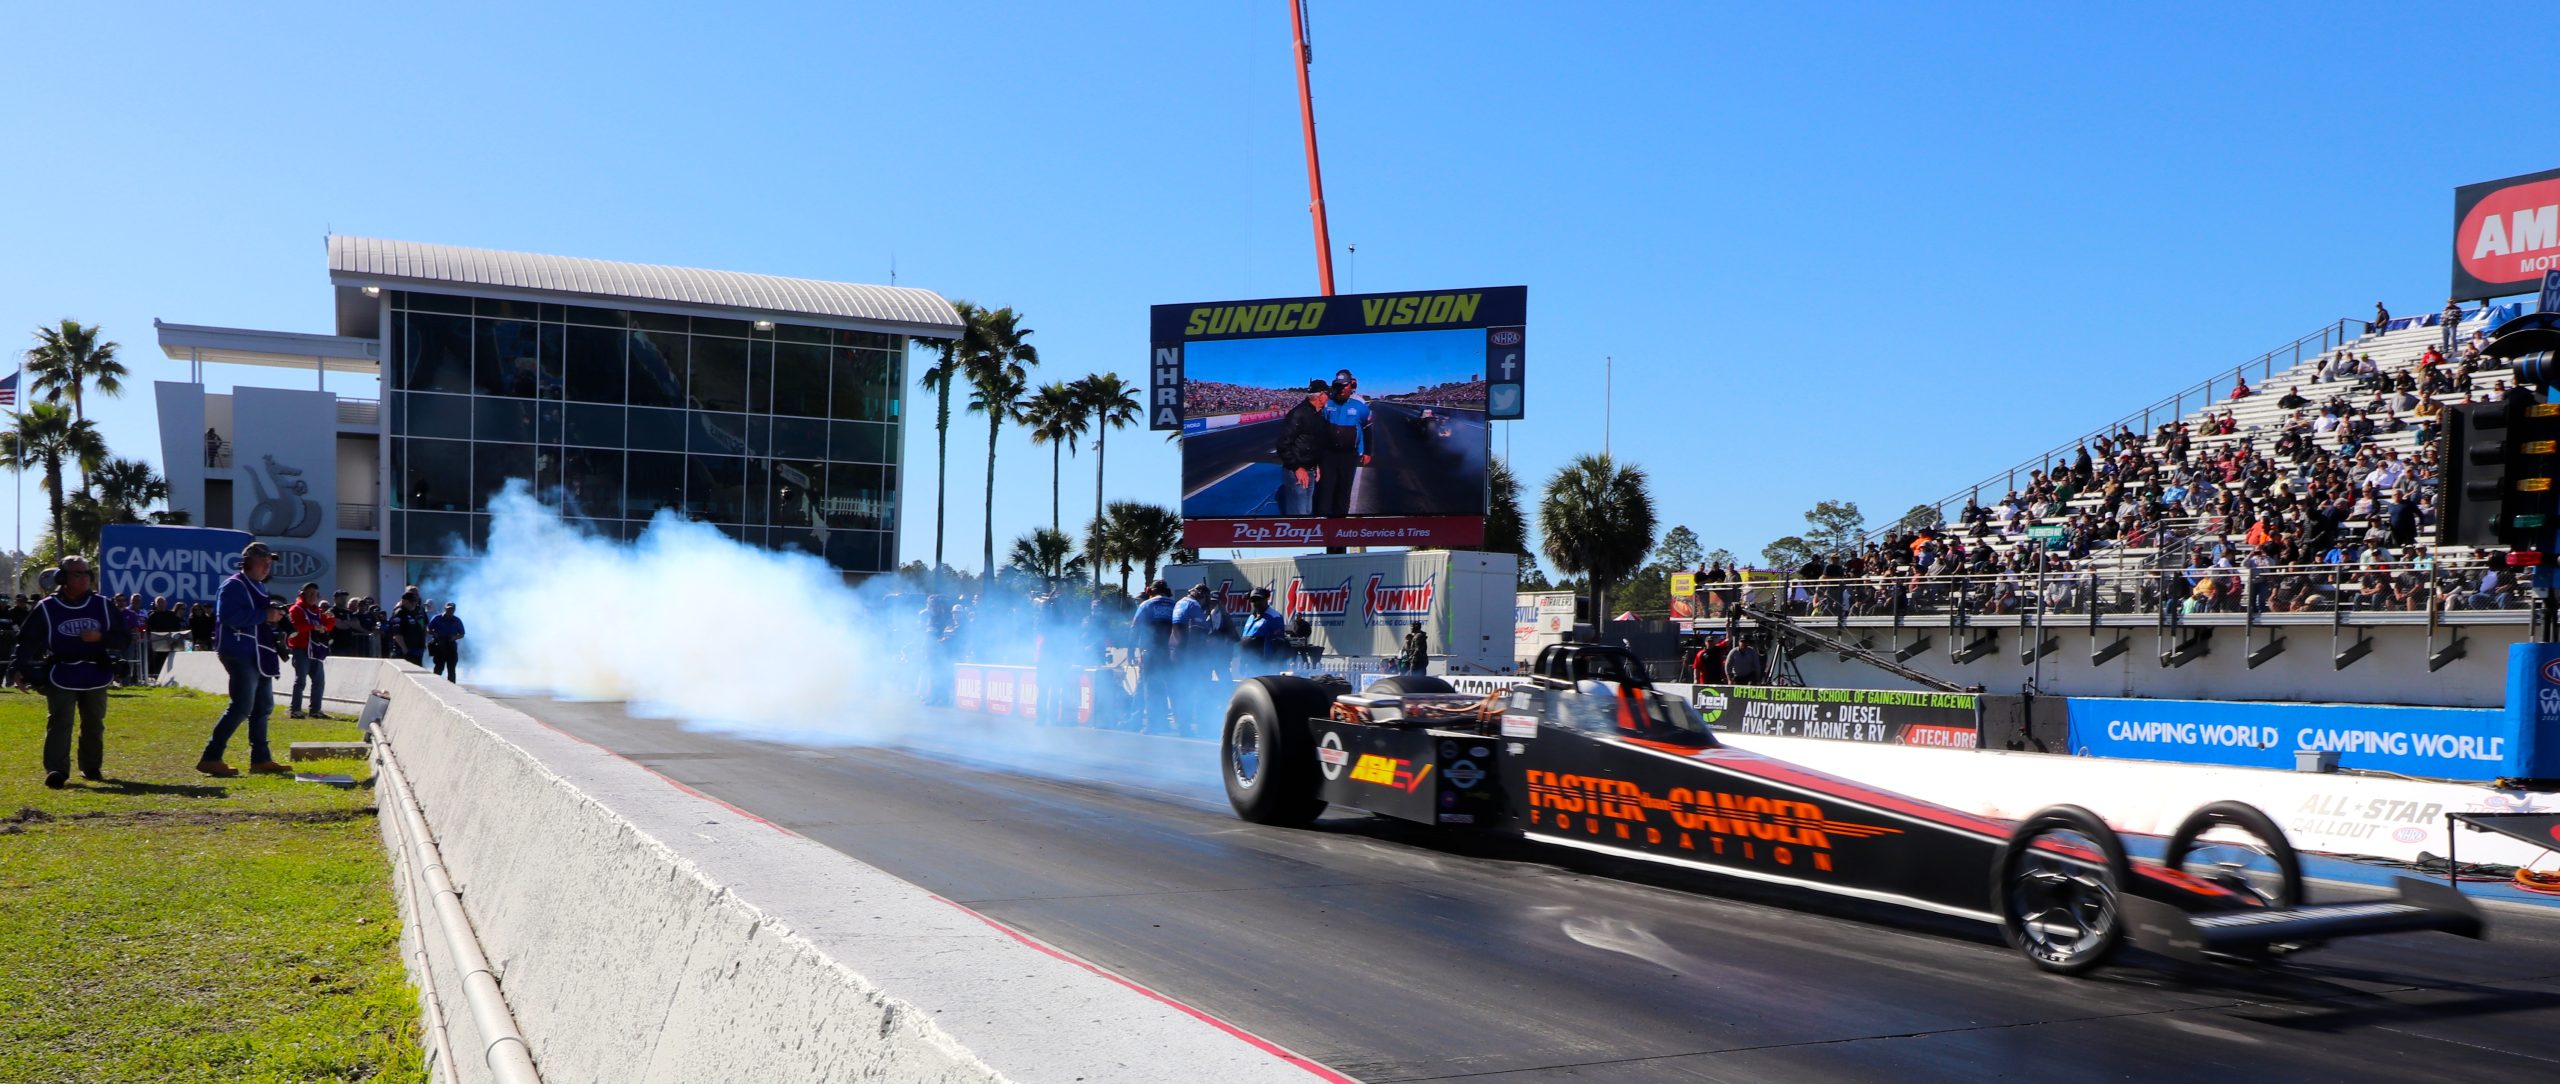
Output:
[{"xmin": 383, "ymin": 290, "xmax": 903, "ymax": 572}]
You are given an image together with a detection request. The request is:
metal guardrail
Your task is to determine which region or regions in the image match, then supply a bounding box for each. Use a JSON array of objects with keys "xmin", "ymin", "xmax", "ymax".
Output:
[{"xmin": 1682, "ymin": 559, "xmax": 2527, "ymax": 624}]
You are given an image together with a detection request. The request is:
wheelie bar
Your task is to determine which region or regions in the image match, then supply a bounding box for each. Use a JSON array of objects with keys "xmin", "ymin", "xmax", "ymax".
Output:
[{"xmin": 2124, "ymin": 877, "xmax": 2487, "ymax": 965}]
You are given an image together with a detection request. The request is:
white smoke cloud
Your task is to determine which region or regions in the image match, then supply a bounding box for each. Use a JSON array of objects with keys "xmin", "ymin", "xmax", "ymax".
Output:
[{"xmin": 430, "ymin": 484, "xmax": 1221, "ymax": 797}]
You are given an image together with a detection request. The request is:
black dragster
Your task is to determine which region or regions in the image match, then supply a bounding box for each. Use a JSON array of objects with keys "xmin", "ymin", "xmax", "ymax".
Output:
[{"xmin": 1219, "ymin": 644, "xmax": 2485, "ymax": 974}]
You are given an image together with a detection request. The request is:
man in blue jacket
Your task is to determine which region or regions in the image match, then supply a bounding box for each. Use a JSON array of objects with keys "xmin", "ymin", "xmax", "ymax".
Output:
[
  {"xmin": 199, "ymin": 542, "xmax": 288, "ymax": 778},
  {"xmin": 1315, "ymin": 368, "xmax": 1372, "ymax": 516},
  {"xmin": 13, "ymin": 556, "xmax": 128, "ymax": 788},
  {"xmin": 1127, "ymin": 581, "xmax": 1178, "ymax": 734}
]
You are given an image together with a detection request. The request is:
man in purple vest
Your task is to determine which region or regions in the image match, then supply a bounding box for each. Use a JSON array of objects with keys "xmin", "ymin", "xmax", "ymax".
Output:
[{"xmin": 12, "ymin": 556, "xmax": 128, "ymax": 788}]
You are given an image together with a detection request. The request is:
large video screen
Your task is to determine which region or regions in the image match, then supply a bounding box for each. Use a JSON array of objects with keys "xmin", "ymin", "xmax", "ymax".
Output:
[{"xmin": 1150, "ymin": 286, "xmax": 1523, "ymax": 549}]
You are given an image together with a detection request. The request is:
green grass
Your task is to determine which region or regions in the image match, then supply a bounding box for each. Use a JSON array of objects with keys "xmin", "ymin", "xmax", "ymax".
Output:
[{"xmin": 0, "ymin": 687, "xmax": 425, "ymax": 1083}]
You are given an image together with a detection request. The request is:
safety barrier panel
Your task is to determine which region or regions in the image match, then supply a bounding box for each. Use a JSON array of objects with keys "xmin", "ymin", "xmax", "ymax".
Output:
[{"xmin": 2066, "ymin": 696, "xmax": 2515, "ymax": 780}]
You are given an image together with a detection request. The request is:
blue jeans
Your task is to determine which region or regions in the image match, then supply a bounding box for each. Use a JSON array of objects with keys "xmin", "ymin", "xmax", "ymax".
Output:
[
  {"xmin": 1280, "ymin": 470, "xmax": 1316, "ymax": 515},
  {"xmin": 291, "ymin": 647, "xmax": 326, "ymax": 714},
  {"xmin": 203, "ymin": 654, "xmax": 275, "ymax": 765}
]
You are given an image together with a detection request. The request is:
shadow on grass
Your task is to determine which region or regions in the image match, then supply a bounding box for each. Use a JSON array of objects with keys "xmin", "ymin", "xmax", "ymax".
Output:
[{"xmin": 87, "ymin": 779, "xmax": 230, "ymax": 799}]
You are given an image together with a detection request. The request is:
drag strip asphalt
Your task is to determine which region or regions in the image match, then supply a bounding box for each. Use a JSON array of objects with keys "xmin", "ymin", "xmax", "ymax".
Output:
[{"xmin": 496, "ymin": 695, "xmax": 2560, "ymax": 1083}]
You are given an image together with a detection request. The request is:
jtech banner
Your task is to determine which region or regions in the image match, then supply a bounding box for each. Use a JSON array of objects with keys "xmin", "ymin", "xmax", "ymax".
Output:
[
  {"xmin": 1688, "ymin": 685, "xmax": 1981, "ymax": 748},
  {"xmin": 99, "ymin": 524, "xmax": 255, "ymax": 606},
  {"xmin": 2454, "ymin": 166, "xmax": 2560, "ymax": 302}
]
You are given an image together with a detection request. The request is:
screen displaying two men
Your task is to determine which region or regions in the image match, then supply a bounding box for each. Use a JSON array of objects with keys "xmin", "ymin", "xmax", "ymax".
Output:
[{"xmin": 1150, "ymin": 286, "xmax": 1524, "ymax": 549}]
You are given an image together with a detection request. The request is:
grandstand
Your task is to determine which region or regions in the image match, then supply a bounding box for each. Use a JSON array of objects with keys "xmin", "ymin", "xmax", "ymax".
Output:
[{"xmin": 1679, "ymin": 302, "xmax": 2539, "ymax": 709}]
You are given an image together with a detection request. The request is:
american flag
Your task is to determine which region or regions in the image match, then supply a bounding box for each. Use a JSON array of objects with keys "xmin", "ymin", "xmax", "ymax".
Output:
[{"xmin": 0, "ymin": 371, "xmax": 16, "ymax": 407}]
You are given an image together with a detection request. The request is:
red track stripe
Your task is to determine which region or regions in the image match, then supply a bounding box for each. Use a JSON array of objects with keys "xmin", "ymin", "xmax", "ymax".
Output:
[
  {"xmin": 934, "ymin": 898, "xmax": 1360, "ymax": 1083},
  {"xmin": 516, "ymin": 709, "xmax": 797, "ymax": 835}
]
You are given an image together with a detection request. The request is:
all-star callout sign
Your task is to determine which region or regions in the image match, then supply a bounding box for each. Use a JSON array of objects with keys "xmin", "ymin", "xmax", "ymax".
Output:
[{"xmin": 2454, "ymin": 166, "xmax": 2560, "ymax": 303}]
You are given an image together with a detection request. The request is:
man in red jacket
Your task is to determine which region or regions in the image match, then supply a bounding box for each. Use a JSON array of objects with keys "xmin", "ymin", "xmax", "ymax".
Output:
[{"xmin": 286, "ymin": 582, "xmax": 336, "ymax": 720}]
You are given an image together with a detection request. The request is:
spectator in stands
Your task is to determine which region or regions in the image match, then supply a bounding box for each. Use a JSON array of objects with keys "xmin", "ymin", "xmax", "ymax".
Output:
[
  {"xmin": 2371, "ymin": 301, "xmax": 2391, "ymax": 334},
  {"xmin": 2277, "ymin": 386, "xmax": 2309, "ymax": 409},
  {"xmin": 2229, "ymin": 377, "xmax": 2252, "ymax": 400}
]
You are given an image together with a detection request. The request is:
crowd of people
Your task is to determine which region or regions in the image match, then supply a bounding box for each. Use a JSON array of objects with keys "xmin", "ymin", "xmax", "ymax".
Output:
[
  {"xmin": 1181, "ymin": 379, "xmax": 1306, "ymax": 418},
  {"xmin": 1690, "ymin": 325, "xmax": 2529, "ymax": 622},
  {"xmin": 12, "ymin": 542, "xmax": 469, "ymax": 788}
]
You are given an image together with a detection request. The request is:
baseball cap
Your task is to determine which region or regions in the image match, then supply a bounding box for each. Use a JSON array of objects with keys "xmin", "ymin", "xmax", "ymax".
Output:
[
  {"xmin": 242, "ymin": 541, "xmax": 275, "ymax": 560},
  {"xmin": 1306, "ymin": 379, "xmax": 1329, "ymax": 392}
]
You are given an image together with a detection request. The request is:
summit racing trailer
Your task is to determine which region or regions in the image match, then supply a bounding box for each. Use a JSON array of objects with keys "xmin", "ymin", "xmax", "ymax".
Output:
[{"xmin": 1219, "ymin": 644, "xmax": 2486, "ymax": 974}]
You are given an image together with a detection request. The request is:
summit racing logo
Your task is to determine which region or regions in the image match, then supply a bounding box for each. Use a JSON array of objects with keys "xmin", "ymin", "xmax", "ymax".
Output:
[
  {"xmin": 1364, "ymin": 573, "xmax": 1436, "ymax": 625},
  {"xmin": 1287, "ymin": 576, "xmax": 1354, "ymax": 625}
]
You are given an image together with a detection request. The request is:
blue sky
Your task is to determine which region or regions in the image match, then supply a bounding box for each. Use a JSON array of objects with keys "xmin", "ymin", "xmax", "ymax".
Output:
[
  {"xmin": 1190, "ymin": 328, "xmax": 1481, "ymax": 395},
  {"xmin": 4, "ymin": 2, "xmax": 2557, "ymax": 571}
]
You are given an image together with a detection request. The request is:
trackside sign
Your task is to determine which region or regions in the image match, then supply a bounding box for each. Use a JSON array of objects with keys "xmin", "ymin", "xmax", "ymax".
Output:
[
  {"xmin": 99, "ymin": 524, "xmax": 254, "ymax": 606},
  {"xmin": 2454, "ymin": 166, "xmax": 2560, "ymax": 302},
  {"xmin": 2066, "ymin": 696, "xmax": 2513, "ymax": 781}
]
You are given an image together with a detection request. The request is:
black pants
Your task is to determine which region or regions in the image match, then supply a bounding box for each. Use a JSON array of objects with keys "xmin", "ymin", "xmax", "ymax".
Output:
[
  {"xmin": 430, "ymin": 642, "xmax": 458, "ymax": 681},
  {"xmin": 1315, "ymin": 452, "xmax": 1361, "ymax": 516},
  {"xmin": 43, "ymin": 686, "xmax": 108, "ymax": 778}
]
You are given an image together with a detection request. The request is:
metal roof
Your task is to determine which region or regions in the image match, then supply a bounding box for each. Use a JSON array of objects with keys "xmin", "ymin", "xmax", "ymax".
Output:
[{"xmin": 326, "ymin": 236, "xmax": 963, "ymax": 336}]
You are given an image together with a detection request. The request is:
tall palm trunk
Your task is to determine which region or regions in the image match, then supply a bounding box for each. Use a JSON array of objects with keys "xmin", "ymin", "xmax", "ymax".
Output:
[
  {"xmin": 982, "ymin": 414, "xmax": 1001, "ymax": 587},
  {"xmin": 1050, "ymin": 441, "xmax": 1063, "ymax": 534},
  {"xmin": 1091, "ymin": 429, "xmax": 1108, "ymax": 587},
  {"xmin": 934, "ymin": 382, "xmax": 951, "ymax": 579},
  {"xmin": 45, "ymin": 451, "xmax": 64, "ymax": 552}
]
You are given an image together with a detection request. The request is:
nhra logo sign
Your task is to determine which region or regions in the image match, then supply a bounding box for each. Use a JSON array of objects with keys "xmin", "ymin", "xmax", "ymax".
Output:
[
  {"xmin": 2454, "ymin": 166, "xmax": 2560, "ymax": 301},
  {"xmin": 1364, "ymin": 572, "xmax": 1436, "ymax": 626}
]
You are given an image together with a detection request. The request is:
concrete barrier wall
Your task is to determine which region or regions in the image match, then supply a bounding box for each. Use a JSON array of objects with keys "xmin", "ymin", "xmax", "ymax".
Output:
[{"xmin": 165, "ymin": 653, "xmax": 1334, "ymax": 1083}]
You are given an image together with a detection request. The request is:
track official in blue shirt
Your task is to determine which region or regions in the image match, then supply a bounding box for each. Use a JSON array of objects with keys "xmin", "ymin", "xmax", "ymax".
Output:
[
  {"xmin": 1315, "ymin": 368, "xmax": 1371, "ymax": 516},
  {"xmin": 1128, "ymin": 581, "xmax": 1179, "ymax": 735}
]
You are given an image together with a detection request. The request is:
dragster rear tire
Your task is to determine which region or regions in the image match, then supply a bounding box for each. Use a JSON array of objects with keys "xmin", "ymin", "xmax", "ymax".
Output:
[
  {"xmin": 2163, "ymin": 800, "xmax": 2303, "ymax": 908},
  {"xmin": 1367, "ymin": 674, "xmax": 1455, "ymax": 696},
  {"xmin": 1224, "ymin": 676, "xmax": 1332, "ymax": 827},
  {"xmin": 1994, "ymin": 804, "xmax": 2130, "ymax": 975}
]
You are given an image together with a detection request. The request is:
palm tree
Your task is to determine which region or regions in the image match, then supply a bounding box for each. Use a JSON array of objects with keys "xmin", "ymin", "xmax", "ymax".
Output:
[
  {"xmin": 23, "ymin": 319, "xmax": 126, "ymax": 494},
  {"xmin": 914, "ymin": 300, "xmax": 985, "ymax": 580},
  {"xmin": 1538, "ymin": 454, "xmax": 1657, "ymax": 639},
  {"xmin": 965, "ymin": 361, "xmax": 1030, "ymax": 586},
  {"xmin": 1020, "ymin": 382, "xmax": 1091, "ymax": 532},
  {"xmin": 1074, "ymin": 373, "xmax": 1142, "ymax": 587},
  {"xmin": 1007, "ymin": 527, "xmax": 1082, "ymax": 594},
  {"xmin": 0, "ymin": 403, "xmax": 107, "ymax": 553},
  {"xmin": 65, "ymin": 457, "xmax": 171, "ymax": 551},
  {"xmin": 963, "ymin": 306, "xmax": 1038, "ymax": 582},
  {"xmin": 1103, "ymin": 500, "xmax": 1185, "ymax": 593}
]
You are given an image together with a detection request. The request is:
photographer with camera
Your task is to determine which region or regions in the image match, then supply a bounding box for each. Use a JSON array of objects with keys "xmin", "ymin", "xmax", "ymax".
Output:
[
  {"xmin": 198, "ymin": 542, "xmax": 289, "ymax": 778},
  {"xmin": 13, "ymin": 556, "xmax": 129, "ymax": 788}
]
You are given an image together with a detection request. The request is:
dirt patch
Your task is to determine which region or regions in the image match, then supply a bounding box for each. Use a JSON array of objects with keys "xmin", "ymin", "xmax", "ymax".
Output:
[{"xmin": 13, "ymin": 808, "xmax": 378, "ymax": 830}]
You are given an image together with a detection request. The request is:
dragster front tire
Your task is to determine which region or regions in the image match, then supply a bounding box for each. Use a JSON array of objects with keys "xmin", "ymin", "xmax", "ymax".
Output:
[
  {"xmin": 1994, "ymin": 804, "xmax": 2130, "ymax": 975},
  {"xmin": 2163, "ymin": 800, "xmax": 2304, "ymax": 908},
  {"xmin": 1224, "ymin": 676, "xmax": 1332, "ymax": 827}
]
